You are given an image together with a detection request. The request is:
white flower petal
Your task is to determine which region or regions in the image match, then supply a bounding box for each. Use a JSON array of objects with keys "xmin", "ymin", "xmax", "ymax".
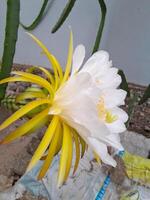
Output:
[
  {"xmin": 54, "ymin": 72, "xmax": 92, "ymax": 104},
  {"xmin": 50, "ymin": 72, "xmax": 110, "ymax": 140},
  {"xmin": 81, "ymin": 50, "xmax": 112, "ymax": 78},
  {"xmin": 60, "ymin": 93, "xmax": 110, "ymax": 139},
  {"xmin": 102, "ymin": 89, "xmax": 127, "ymax": 108},
  {"xmin": 104, "ymin": 133, "xmax": 124, "ymax": 150},
  {"xmin": 96, "ymin": 68, "xmax": 121, "ymax": 89},
  {"xmin": 88, "ymin": 137, "xmax": 117, "ymax": 167},
  {"xmin": 84, "ymin": 50, "xmax": 110, "ymax": 67},
  {"xmin": 110, "ymin": 107, "xmax": 128, "ymax": 123},
  {"xmin": 71, "ymin": 44, "xmax": 85, "ymax": 75},
  {"xmin": 106, "ymin": 119, "xmax": 126, "ymax": 133},
  {"xmin": 97, "ymin": 132, "xmax": 123, "ymax": 150},
  {"xmin": 61, "ymin": 116, "xmax": 91, "ymax": 140}
]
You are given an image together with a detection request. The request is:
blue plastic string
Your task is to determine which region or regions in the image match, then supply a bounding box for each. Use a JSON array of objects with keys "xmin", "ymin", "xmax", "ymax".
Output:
[{"xmin": 95, "ymin": 150, "xmax": 125, "ymax": 200}]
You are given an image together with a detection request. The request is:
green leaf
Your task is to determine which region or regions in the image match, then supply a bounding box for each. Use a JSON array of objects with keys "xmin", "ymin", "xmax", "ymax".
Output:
[
  {"xmin": 92, "ymin": 0, "xmax": 106, "ymax": 54},
  {"xmin": 118, "ymin": 70, "xmax": 130, "ymax": 97},
  {"xmin": 0, "ymin": 0, "xmax": 20, "ymax": 101},
  {"xmin": 139, "ymin": 84, "xmax": 150, "ymax": 105},
  {"xmin": 21, "ymin": 0, "xmax": 49, "ymax": 31},
  {"xmin": 51, "ymin": 0, "xmax": 76, "ymax": 33}
]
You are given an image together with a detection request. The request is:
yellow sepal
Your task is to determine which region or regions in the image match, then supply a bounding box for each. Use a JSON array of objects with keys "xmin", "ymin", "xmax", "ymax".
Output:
[
  {"xmin": 32, "ymin": 65, "xmax": 54, "ymax": 85},
  {"xmin": 26, "ymin": 116, "xmax": 49, "ymax": 136},
  {"xmin": 0, "ymin": 99, "xmax": 51, "ymax": 131},
  {"xmin": 12, "ymin": 71, "xmax": 54, "ymax": 97},
  {"xmin": 26, "ymin": 116, "xmax": 59, "ymax": 172},
  {"xmin": 62, "ymin": 30, "xmax": 73, "ymax": 83},
  {"xmin": 58, "ymin": 123, "xmax": 73, "ymax": 186},
  {"xmin": 0, "ymin": 75, "xmax": 53, "ymax": 99},
  {"xmin": 26, "ymin": 33, "xmax": 63, "ymax": 89},
  {"xmin": 54, "ymin": 122, "xmax": 63, "ymax": 155},
  {"xmin": 78, "ymin": 135, "xmax": 86, "ymax": 158},
  {"xmin": 40, "ymin": 122, "xmax": 62, "ymax": 160},
  {"xmin": 72, "ymin": 130, "xmax": 80, "ymax": 174},
  {"xmin": 64, "ymin": 125, "xmax": 73, "ymax": 182},
  {"xmin": 16, "ymin": 91, "xmax": 47, "ymax": 102},
  {"xmin": 38, "ymin": 121, "xmax": 61, "ymax": 179},
  {"xmin": 1, "ymin": 108, "xmax": 49, "ymax": 144},
  {"xmin": 0, "ymin": 76, "xmax": 33, "ymax": 85}
]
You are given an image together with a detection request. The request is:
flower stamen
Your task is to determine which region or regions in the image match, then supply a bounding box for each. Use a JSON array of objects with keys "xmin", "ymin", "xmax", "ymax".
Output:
[
  {"xmin": 105, "ymin": 111, "xmax": 118, "ymax": 123},
  {"xmin": 97, "ymin": 98, "xmax": 118, "ymax": 123},
  {"xmin": 97, "ymin": 97, "xmax": 106, "ymax": 120}
]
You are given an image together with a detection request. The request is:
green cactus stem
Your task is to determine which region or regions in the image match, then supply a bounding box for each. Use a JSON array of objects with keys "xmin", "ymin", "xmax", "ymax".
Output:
[{"xmin": 0, "ymin": 0, "xmax": 20, "ymax": 102}]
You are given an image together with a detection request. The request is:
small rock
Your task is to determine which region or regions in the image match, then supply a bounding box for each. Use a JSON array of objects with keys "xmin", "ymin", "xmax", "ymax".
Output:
[
  {"xmin": 144, "ymin": 125, "xmax": 150, "ymax": 132},
  {"xmin": 13, "ymin": 151, "xmax": 31, "ymax": 176},
  {"xmin": 140, "ymin": 112, "xmax": 144, "ymax": 117},
  {"xmin": 0, "ymin": 175, "xmax": 13, "ymax": 192}
]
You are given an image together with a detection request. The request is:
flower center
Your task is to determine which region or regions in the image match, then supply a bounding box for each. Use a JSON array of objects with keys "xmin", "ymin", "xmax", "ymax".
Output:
[{"xmin": 97, "ymin": 97, "xmax": 117, "ymax": 123}]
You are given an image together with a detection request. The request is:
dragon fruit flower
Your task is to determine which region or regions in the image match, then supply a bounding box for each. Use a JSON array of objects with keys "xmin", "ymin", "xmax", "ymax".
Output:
[{"xmin": 0, "ymin": 31, "xmax": 128, "ymax": 186}]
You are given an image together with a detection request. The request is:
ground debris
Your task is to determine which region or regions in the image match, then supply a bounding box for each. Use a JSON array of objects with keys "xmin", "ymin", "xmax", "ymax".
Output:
[
  {"xmin": 18, "ymin": 191, "xmax": 48, "ymax": 200},
  {"xmin": 0, "ymin": 175, "xmax": 14, "ymax": 192}
]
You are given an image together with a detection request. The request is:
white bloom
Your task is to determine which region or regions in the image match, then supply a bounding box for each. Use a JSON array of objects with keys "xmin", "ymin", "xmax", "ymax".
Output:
[
  {"xmin": 49, "ymin": 45, "xmax": 128, "ymax": 167},
  {"xmin": 0, "ymin": 33, "xmax": 128, "ymax": 186},
  {"xmin": 0, "ymin": 32, "xmax": 128, "ymax": 186}
]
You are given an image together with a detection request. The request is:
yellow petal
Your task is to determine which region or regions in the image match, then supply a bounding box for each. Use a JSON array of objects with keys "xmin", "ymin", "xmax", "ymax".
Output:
[
  {"xmin": 38, "ymin": 121, "xmax": 61, "ymax": 179},
  {"xmin": 1, "ymin": 108, "xmax": 49, "ymax": 144},
  {"xmin": 72, "ymin": 131, "xmax": 80, "ymax": 174},
  {"xmin": 12, "ymin": 71, "xmax": 54, "ymax": 97},
  {"xmin": 62, "ymin": 30, "xmax": 73, "ymax": 83},
  {"xmin": 26, "ymin": 33, "xmax": 63, "ymax": 88},
  {"xmin": 58, "ymin": 123, "xmax": 72, "ymax": 186},
  {"xmin": 16, "ymin": 91, "xmax": 47, "ymax": 102},
  {"xmin": 0, "ymin": 99, "xmax": 51, "ymax": 131},
  {"xmin": 26, "ymin": 116, "xmax": 59, "ymax": 172}
]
